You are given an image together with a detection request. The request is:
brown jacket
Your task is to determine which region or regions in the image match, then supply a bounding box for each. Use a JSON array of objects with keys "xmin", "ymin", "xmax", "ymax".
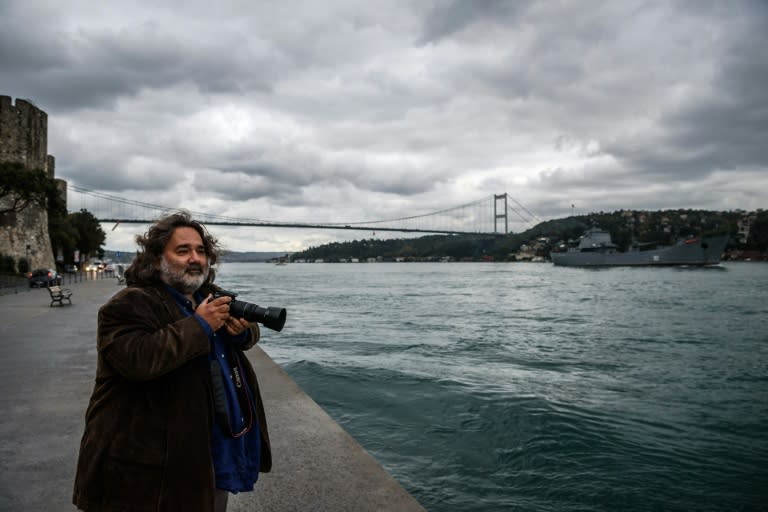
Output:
[{"xmin": 73, "ymin": 284, "xmax": 271, "ymax": 512}]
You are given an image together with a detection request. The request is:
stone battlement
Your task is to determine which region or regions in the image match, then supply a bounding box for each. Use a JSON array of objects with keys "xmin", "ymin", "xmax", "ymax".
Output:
[
  {"xmin": 0, "ymin": 94, "xmax": 58, "ymax": 269},
  {"xmin": 0, "ymin": 95, "xmax": 54, "ymax": 176}
]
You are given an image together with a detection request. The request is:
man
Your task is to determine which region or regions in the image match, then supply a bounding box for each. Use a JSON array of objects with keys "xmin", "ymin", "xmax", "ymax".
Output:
[{"xmin": 73, "ymin": 212, "xmax": 271, "ymax": 512}]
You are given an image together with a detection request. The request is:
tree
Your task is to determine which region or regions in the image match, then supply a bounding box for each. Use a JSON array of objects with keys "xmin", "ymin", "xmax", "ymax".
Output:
[
  {"xmin": 69, "ymin": 209, "xmax": 106, "ymax": 260},
  {"xmin": 0, "ymin": 162, "xmax": 65, "ymax": 217},
  {"xmin": 749, "ymin": 211, "xmax": 768, "ymax": 248},
  {"xmin": 49, "ymin": 212, "xmax": 80, "ymax": 264}
]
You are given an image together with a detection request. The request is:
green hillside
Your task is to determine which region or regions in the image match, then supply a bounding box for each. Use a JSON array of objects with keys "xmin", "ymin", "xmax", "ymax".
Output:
[{"xmin": 290, "ymin": 209, "xmax": 767, "ymax": 262}]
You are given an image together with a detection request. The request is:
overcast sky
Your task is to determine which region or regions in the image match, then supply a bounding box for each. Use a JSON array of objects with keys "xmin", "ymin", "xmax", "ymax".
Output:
[{"xmin": 2, "ymin": 0, "xmax": 766, "ymax": 252}]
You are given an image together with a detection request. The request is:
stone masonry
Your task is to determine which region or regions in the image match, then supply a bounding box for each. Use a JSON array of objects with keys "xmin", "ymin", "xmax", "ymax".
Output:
[{"xmin": 0, "ymin": 95, "xmax": 59, "ymax": 270}]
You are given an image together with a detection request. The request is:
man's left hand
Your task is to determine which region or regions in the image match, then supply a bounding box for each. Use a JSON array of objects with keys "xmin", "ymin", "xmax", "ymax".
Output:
[{"xmin": 224, "ymin": 316, "xmax": 250, "ymax": 336}]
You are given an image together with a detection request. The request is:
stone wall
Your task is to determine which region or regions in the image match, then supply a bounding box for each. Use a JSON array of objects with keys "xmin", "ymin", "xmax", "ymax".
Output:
[
  {"xmin": 0, "ymin": 95, "xmax": 57, "ymax": 270},
  {"xmin": 0, "ymin": 207, "xmax": 56, "ymax": 270}
]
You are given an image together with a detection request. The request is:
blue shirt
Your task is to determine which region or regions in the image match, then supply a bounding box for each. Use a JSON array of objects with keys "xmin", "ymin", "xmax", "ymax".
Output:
[{"xmin": 165, "ymin": 285, "xmax": 261, "ymax": 493}]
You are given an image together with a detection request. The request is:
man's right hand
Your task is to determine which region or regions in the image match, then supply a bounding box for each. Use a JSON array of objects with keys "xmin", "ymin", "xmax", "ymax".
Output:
[{"xmin": 195, "ymin": 294, "xmax": 231, "ymax": 331}]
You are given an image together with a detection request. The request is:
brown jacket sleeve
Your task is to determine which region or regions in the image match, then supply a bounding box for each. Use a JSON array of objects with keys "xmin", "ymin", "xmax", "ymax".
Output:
[
  {"xmin": 97, "ymin": 286, "xmax": 211, "ymax": 381},
  {"xmin": 240, "ymin": 323, "xmax": 261, "ymax": 350}
]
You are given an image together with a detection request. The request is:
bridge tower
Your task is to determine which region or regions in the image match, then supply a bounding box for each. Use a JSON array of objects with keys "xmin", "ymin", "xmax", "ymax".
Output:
[{"xmin": 494, "ymin": 193, "xmax": 508, "ymax": 234}]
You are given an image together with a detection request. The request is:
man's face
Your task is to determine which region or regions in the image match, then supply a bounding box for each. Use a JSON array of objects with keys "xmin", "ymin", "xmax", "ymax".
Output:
[{"xmin": 159, "ymin": 226, "xmax": 209, "ymax": 294}]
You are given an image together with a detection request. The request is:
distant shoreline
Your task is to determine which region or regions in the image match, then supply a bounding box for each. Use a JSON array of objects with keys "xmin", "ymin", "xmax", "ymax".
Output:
[{"xmin": 221, "ymin": 251, "xmax": 292, "ymax": 263}]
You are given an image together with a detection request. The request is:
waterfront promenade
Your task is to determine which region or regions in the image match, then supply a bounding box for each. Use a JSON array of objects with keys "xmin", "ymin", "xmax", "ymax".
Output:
[{"xmin": 0, "ymin": 278, "xmax": 425, "ymax": 512}]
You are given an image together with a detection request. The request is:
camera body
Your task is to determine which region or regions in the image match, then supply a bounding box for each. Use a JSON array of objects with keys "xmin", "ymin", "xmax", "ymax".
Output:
[{"xmin": 213, "ymin": 289, "xmax": 287, "ymax": 332}]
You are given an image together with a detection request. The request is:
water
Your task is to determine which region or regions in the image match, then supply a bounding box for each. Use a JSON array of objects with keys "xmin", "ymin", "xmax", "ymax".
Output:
[{"xmin": 217, "ymin": 262, "xmax": 768, "ymax": 511}]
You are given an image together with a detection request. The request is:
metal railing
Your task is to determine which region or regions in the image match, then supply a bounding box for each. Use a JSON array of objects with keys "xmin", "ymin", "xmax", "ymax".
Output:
[{"xmin": 0, "ymin": 271, "xmax": 121, "ymax": 296}]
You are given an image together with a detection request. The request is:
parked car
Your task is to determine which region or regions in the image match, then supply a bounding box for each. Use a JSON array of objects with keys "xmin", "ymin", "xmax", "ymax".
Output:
[
  {"xmin": 28, "ymin": 268, "xmax": 62, "ymax": 288},
  {"xmin": 64, "ymin": 264, "xmax": 78, "ymax": 273}
]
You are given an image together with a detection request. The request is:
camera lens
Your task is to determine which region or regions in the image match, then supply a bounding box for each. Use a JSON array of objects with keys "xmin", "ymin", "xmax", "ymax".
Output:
[{"xmin": 229, "ymin": 299, "xmax": 286, "ymax": 332}]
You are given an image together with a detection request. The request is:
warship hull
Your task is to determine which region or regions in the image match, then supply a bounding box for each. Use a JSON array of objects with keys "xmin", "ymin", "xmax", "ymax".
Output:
[{"xmin": 551, "ymin": 233, "xmax": 729, "ymax": 267}]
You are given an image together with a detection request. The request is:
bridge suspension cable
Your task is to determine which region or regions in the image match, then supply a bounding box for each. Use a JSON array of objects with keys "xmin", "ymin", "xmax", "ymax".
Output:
[{"xmin": 67, "ymin": 185, "xmax": 538, "ymax": 235}]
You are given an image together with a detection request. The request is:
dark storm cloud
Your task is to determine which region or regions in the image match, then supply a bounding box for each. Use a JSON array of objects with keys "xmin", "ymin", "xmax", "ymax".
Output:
[
  {"xmin": 189, "ymin": 169, "xmax": 290, "ymax": 202},
  {"xmin": 2, "ymin": 0, "xmax": 766, "ymax": 250},
  {"xmin": 418, "ymin": 0, "xmax": 533, "ymax": 44},
  {"xmin": 0, "ymin": 18, "xmax": 143, "ymax": 109},
  {"xmin": 417, "ymin": 0, "xmax": 768, "ymax": 218},
  {"xmin": 55, "ymin": 149, "xmax": 182, "ymax": 193},
  {"xmin": 212, "ymin": 152, "xmax": 445, "ymax": 201},
  {"xmin": 0, "ymin": 22, "xmax": 65, "ymax": 70},
  {"xmin": 603, "ymin": 1, "xmax": 768, "ymax": 180},
  {"xmin": 1, "ymin": 15, "xmax": 284, "ymax": 111}
]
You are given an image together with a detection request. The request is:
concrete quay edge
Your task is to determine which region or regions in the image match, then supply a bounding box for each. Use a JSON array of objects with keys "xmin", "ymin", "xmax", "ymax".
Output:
[{"xmin": 0, "ymin": 278, "xmax": 426, "ymax": 512}]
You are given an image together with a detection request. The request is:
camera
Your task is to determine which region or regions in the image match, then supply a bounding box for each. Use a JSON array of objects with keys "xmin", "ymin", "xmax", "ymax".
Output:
[{"xmin": 212, "ymin": 289, "xmax": 287, "ymax": 332}]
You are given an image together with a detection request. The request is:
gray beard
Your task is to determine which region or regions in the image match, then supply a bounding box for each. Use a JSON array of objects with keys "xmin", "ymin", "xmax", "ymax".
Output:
[{"xmin": 159, "ymin": 257, "xmax": 209, "ymax": 294}]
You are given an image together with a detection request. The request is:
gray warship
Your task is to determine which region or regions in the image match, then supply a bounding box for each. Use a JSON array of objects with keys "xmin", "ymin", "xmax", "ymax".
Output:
[{"xmin": 550, "ymin": 227, "xmax": 729, "ymax": 267}]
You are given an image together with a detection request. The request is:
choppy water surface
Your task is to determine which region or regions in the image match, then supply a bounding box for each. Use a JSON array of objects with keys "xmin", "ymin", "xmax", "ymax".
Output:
[{"xmin": 218, "ymin": 262, "xmax": 768, "ymax": 511}]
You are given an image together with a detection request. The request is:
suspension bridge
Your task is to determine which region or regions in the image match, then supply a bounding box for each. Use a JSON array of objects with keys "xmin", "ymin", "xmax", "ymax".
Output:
[{"xmin": 67, "ymin": 186, "xmax": 541, "ymax": 236}]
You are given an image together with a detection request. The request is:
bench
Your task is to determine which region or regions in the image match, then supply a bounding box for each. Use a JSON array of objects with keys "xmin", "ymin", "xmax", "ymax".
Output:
[{"xmin": 47, "ymin": 285, "xmax": 73, "ymax": 307}]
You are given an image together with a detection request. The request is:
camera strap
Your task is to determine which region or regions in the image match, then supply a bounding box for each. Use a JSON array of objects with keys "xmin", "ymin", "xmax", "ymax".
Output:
[{"xmin": 209, "ymin": 346, "xmax": 254, "ymax": 439}]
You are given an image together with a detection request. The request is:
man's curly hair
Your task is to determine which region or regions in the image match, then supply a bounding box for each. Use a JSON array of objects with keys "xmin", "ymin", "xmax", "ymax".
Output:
[{"xmin": 124, "ymin": 211, "xmax": 221, "ymax": 287}]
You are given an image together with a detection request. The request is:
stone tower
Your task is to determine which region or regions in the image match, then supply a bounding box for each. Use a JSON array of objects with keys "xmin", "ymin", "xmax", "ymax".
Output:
[{"xmin": 0, "ymin": 95, "xmax": 59, "ymax": 270}]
